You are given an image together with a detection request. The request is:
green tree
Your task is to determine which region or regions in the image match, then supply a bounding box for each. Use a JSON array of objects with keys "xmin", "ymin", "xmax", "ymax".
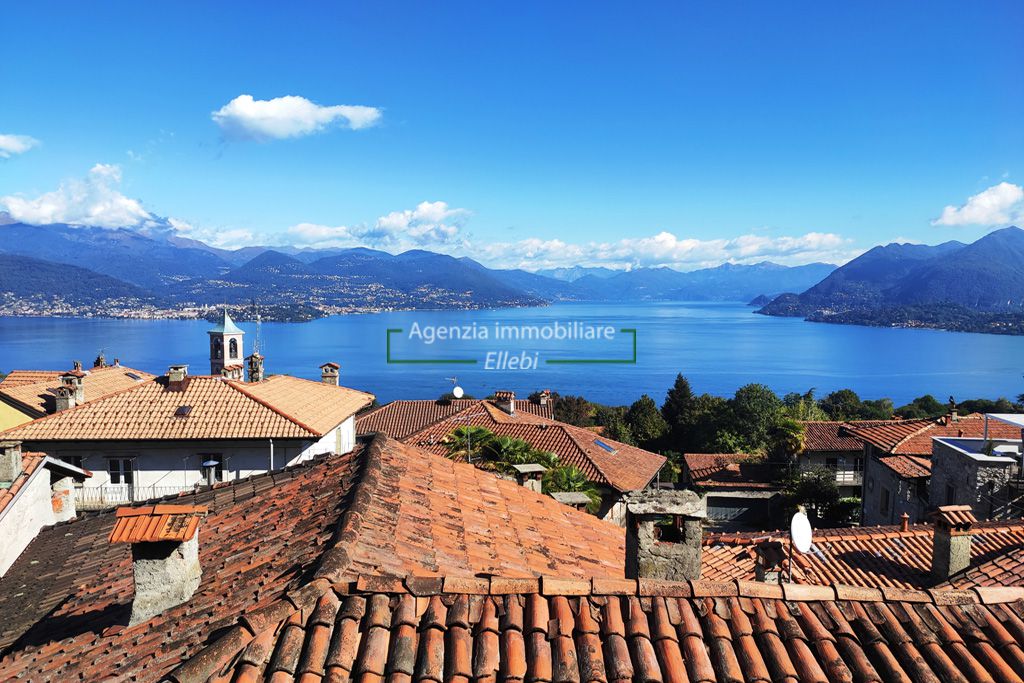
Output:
[
  {"xmin": 729, "ymin": 383, "xmax": 784, "ymax": 452},
  {"xmin": 438, "ymin": 391, "xmax": 475, "ymax": 402},
  {"xmin": 661, "ymin": 374, "xmax": 695, "ymax": 434},
  {"xmin": 766, "ymin": 417, "xmax": 805, "ymax": 463},
  {"xmin": 480, "ymin": 436, "xmax": 559, "ymax": 472},
  {"xmin": 860, "ymin": 398, "xmax": 895, "ymax": 420},
  {"xmin": 819, "ymin": 389, "xmax": 864, "ymax": 421},
  {"xmin": 624, "ymin": 394, "xmax": 667, "ymax": 447},
  {"xmin": 782, "ymin": 389, "xmax": 828, "ymax": 421},
  {"xmin": 895, "ymin": 394, "xmax": 946, "ymax": 419},
  {"xmin": 602, "ymin": 417, "xmax": 635, "ymax": 445},
  {"xmin": 543, "ymin": 464, "xmax": 601, "ymax": 513},
  {"xmin": 441, "ymin": 426, "xmax": 495, "ymax": 462},
  {"xmin": 781, "ymin": 465, "xmax": 841, "ymax": 525},
  {"xmin": 553, "ymin": 395, "xmax": 592, "ymax": 427}
]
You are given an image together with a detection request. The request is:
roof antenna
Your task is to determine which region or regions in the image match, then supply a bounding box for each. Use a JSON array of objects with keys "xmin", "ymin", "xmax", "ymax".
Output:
[{"xmin": 252, "ymin": 298, "xmax": 262, "ymax": 357}]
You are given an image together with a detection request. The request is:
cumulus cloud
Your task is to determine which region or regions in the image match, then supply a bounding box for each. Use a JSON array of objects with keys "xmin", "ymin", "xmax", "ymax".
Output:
[
  {"xmin": 0, "ymin": 134, "xmax": 40, "ymax": 158},
  {"xmin": 211, "ymin": 94, "xmax": 382, "ymax": 140},
  {"xmin": 287, "ymin": 201, "xmax": 469, "ymax": 249},
  {"xmin": 0, "ymin": 163, "xmax": 154, "ymax": 228},
  {"xmin": 932, "ymin": 182, "xmax": 1024, "ymax": 226}
]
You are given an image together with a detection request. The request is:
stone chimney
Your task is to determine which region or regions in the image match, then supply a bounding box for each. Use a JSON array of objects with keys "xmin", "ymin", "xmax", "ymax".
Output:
[
  {"xmin": 60, "ymin": 369, "xmax": 86, "ymax": 405},
  {"xmin": 93, "ymin": 351, "xmax": 107, "ymax": 368},
  {"xmin": 109, "ymin": 505, "xmax": 207, "ymax": 625},
  {"xmin": 494, "ymin": 390, "xmax": 515, "ymax": 415},
  {"xmin": 512, "ymin": 463, "xmax": 546, "ymax": 493},
  {"xmin": 536, "ymin": 389, "xmax": 552, "ymax": 406},
  {"xmin": 247, "ymin": 353, "xmax": 265, "ymax": 383},
  {"xmin": 624, "ymin": 489, "xmax": 706, "ymax": 581},
  {"xmin": 551, "ymin": 491, "xmax": 592, "ymax": 512},
  {"xmin": 54, "ymin": 385, "xmax": 76, "ymax": 412},
  {"xmin": 220, "ymin": 365, "xmax": 244, "ymax": 381},
  {"xmin": 320, "ymin": 362, "xmax": 340, "ymax": 386},
  {"xmin": 0, "ymin": 441, "xmax": 23, "ymax": 482},
  {"xmin": 753, "ymin": 540, "xmax": 786, "ymax": 583},
  {"xmin": 167, "ymin": 364, "xmax": 188, "ymax": 390},
  {"xmin": 931, "ymin": 504, "xmax": 975, "ymax": 582}
]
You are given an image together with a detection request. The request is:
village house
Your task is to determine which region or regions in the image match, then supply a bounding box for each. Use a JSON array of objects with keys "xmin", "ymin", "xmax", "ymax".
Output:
[
  {"xmin": 853, "ymin": 412, "xmax": 1023, "ymax": 525},
  {"xmin": 798, "ymin": 419, "xmax": 906, "ymax": 498},
  {"xmin": 3, "ymin": 432, "xmax": 1024, "ymax": 681},
  {"xmin": 679, "ymin": 452, "xmax": 782, "ymax": 529},
  {"xmin": 0, "ymin": 312, "xmax": 373, "ymax": 508},
  {"xmin": 359, "ymin": 390, "xmax": 666, "ymax": 524}
]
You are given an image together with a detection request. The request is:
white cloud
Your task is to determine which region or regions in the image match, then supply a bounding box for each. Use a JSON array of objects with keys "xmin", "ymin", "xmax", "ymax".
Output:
[
  {"xmin": 932, "ymin": 182, "xmax": 1024, "ymax": 226},
  {"xmin": 0, "ymin": 164, "xmax": 154, "ymax": 228},
  {"xmin": 211, "ymin": 94, "xmax": 382, "ymax": 141},
  {"xmin": 0, "ymin": 134, "xmax": 39, "ymax": 158},
  {"xmin": 287, "ymin": 200, "xmax": 469, "ymax": 249}
]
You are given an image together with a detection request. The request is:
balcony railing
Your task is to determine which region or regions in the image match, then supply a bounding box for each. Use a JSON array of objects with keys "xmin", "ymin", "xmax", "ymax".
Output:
[
  {"xmin": 75, "ymin": 485, "xmax": 199, "ymax": 510},
  {"xmin": 834, "ymin": 470, "xmax": 863, "ymax": 485}
]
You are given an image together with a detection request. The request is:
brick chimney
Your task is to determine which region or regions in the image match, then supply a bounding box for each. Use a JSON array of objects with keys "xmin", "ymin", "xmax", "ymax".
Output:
[
  {"xmin": 0, "ymin": 441, "xmax": 22, "ymax": 482},
  {"xmin": 246, "ymin": 353, "xmax": 265, "ymax": 383},
  {"xmin": 494, "ymin": 390, "xmax": 515, "ymax": 415},
  {"xmin": 320, "ymin": 362, "xmax": 340, "ymax": 386},
  {"xmin": 931, "ymin": 505, "xmax": 975, "ymax": 582},
  {"xmin": 166, "ymin": 364, "xmax": 188, "ymax": 390},
  {"xmin": 512, "ymin": 463, "xmax": 546, "ymax": 493},
  {"xmin": 625, "ymin": 489, "xmax": 706, "ymax": 580},
  {"xmin": 109, "ymin": 505, "xmax": 207, "ymax": 625}
]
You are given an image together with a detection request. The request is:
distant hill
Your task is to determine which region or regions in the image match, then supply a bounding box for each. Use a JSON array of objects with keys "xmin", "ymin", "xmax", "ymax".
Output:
[
  {"xmin": 536, "ymin": 265, "xmax": 618, "ymax": 282},
  {"xmin": 0, "ymin": 253, "xmax": 150, "ymax": 305},
  {"xmin": 759, "ymin": 227, "xmax": 1024, "ymax": 333}
]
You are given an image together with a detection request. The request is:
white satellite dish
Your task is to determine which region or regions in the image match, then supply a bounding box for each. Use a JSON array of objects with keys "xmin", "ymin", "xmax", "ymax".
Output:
[
  {"xmin": 452, "ymin": 385, "xmax": 464, "ymax": 399},
  {"xmin": 790, "ymin": 509, "xmax": 813, "ymax": 554}
]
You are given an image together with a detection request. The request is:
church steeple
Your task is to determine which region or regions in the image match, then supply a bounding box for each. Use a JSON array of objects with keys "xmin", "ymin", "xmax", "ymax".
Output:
[{"xmin": 208, "ymin": 310, "xmax": 244, "ymax": 375}]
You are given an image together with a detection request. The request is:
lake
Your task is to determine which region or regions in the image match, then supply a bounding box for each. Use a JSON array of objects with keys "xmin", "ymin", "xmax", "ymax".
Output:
[{"xmin": 0, "ymin": 302, "xmax": 1021, "ymax": 406}]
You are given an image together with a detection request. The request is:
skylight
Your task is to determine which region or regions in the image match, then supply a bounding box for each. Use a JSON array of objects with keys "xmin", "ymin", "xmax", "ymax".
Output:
[
  {"xmin": 594, "ymin": 438, "xmax": 617, "ymax": 454},
  {"xmin": 126, "ymin": 372, "xmax": 142, "ymax": 380},
  {"xmin": 174, "ymin": 405, "xmax": 192, "ymax": 417}
]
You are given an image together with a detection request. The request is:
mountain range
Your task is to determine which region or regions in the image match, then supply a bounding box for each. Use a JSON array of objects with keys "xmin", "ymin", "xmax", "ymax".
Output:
[
  {"xmin": 0, "ymin": 215, "xmax": 837, "ymax": 317},
  {"xmin": 758, "ymin": 226, "xmax": 1024, "ymax": 334}
]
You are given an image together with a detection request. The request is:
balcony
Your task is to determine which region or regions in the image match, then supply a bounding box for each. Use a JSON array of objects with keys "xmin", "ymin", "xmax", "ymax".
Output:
[
  {"xmin": 74, "ymin": 485, "xmax": 199, "ymax": 510},
  {"xmin": 834, "ymin": 469, "xmax": 863, "ymax": 486}
]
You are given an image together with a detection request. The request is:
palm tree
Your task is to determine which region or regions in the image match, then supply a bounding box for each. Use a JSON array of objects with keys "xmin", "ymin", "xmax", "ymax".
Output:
[
  {"xmin": 543, "ymin": 464, "xmax": 601, "ymax": 513},
  {"xmin": 442, "ymin": 426, "xmax": 495, "ymax": 462},
  {"xmin": 767, "ymin": 417, "xmax": 805, "ymax": 463}
]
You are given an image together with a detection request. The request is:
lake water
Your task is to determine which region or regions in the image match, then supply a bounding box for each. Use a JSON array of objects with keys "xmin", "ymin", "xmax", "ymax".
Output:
[{"xmin": 0, "ymin": 302, "xmax": 1021, "ymax": 406}]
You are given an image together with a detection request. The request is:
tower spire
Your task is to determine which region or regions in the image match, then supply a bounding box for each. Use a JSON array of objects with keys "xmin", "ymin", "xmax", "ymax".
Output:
[{"xmin": 208, "ymin": 308, "xmax": 244, "ymax": 376}]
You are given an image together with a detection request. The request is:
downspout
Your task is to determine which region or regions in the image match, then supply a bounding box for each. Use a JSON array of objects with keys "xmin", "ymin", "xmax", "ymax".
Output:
[{"xmin": 268, "ymin": 438, "xmax": 274, "ymax": 471}]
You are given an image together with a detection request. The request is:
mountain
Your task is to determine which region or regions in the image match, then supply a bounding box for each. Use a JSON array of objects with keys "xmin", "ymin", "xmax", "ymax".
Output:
[
  {"xmin": 0, "ymin": 221, "xmax": 230, "ymax": 288},
  {"xmin": 758, "ymin": 227, "xmax": 1024, "ymax": 333},
  {"xmin": 536, "ymin": 266, "xmax": 618, "ymax": 282},
  {"xmin": 0, "ymin": 253, "xmax": 150, "ymax": 305}
]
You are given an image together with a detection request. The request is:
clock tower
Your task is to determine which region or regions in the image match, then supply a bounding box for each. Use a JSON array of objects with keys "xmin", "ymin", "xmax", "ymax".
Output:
[{"xmin": 208, "ymin": 310, "xmax": 244, "ymax": 375}]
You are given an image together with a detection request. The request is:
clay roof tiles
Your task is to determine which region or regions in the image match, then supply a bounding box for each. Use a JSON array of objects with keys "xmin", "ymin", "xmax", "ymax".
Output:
[
  {"xmin": 850, "ymin": 413, "xmax": 1023, "ymax": 456},
  {"xmin": 0, "ymin": 370, "xmax": 62, "ymax": 388},
  {"xmin": 0, "ymin": 374, "xmax": 373, "ymax": 441},
  {"xmin": 682, "ymin": 452, "xmax": 780, "ymax": 490},
  {"xmin": 356, "ymin": 397, "xmax": 554, "ymax": 439},
  {"xmin": 109, "ymin": 504, "xmax": 208, "ymax": 544},
  {"xmin": 0, "ymin": 364, "xmax": 154, "ymax": 416},
  {"xmin": 801, "ymin": 419, "xmax": 904, "ymax": 452},
  {"xmin": 0, "ymin": 451, "xmax": 45, "ymax": 517}
]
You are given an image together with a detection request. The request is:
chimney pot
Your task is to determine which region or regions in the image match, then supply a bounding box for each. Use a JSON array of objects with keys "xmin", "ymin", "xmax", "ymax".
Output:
[
  {"xmin": 931, "ymin": 505, "xmax": 975, "ymax": 581},
  {"xmin": 753, "ymin": 540, "xmax": 786, "ymax": 583},
  {"xmin": 109, "ymin": 505, "xmax": 207, "ymax": 625},
  {"xmin": 0, "ymin": 441, "xmax": 23, "ymax": 482},
  {"xmin": 72, "ymin": 360, "xmax": 82, "ymax": 372},
  {"xmin": 511, "ymin": 463, "xmax": 546, "ymax": 493},
  {"xmin": 320, "ymin": 362, "xmax": 340, "ymax": 386},
  {"xmin": 625, "ymin": 490, "xmax": 706, "ymax": 581},
  {"xmin": 494, "ymin": 390, "xmax": 516, "ymax": 415},
  {"xmin": 167, "ymin": 365, "xmax": 188, "ymax": 389},
  {"xmin": 60, "ymin": 369, "xmax": 86, "ymax": 405},
  {"xmin": 247, "ymin": 353, "xmax": 265, "ymax": 383},
  {"xmin": 900, "ymin": 512, "xmax": 910, "ymax": 532},
  {"xmin": 537, "ymin": 389, "xmax": 552, "ymax": 406}
]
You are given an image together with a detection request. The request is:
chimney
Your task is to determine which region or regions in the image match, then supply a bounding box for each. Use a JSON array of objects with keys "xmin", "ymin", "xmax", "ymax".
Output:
[
  {"xmin": 320, "ymin": 362, "xmax": 340, "ymax": 386},
  {"xmin": 931, "ymin": 505, "xmax": 975, "ymax": 582},
  {"xmin": 494, "ymin": 390, "xmax": 515, "ymax": 415},
  {"xmin": 247, "ymin": 353, "xmax": 265, "ymax": 383},
  {"xmin": 625, "ymin": 489, "xmax": 706, "ymax": 581},
  {"xmin": 109, "ymin": 505, "xmax": 207, "ymax": 625},
  {"xmin": 60, "ymin": 369, "xmax": 86, "ymax": 406},
  {"xmin": 93, "ymin": 351, "xmax": 107, "ymax": 368},
  {"xmin": 753, "ymin": 540, "xmax": 786, "ymax": 583},
  {"xmin": 220, "ymin": 365, "xmax": 243, "ymax": 381},
  {"xmin": 54, "ymin": 385, "xmax": 76, "ymax": 412},
  {"xmin": 512, "ymin": 463, "xmax": 546, "ymax": 493},
  {"xmin": 537, "ymin": 389, "xmax": 552, "ymax": 406},
  {"xmin": 72, "ymin": 360, "xmax": 83, "ymax": 372},
  {"xmin": 900, "ymin": 512, "xmax": 910, "ymax": 532},
  {"xmin": 550, "ymin": 491, "xmax": 591, "ymax": 512},
  {"xmin": 0, "ymin": 441, "xmax": 23, "ymax": 482},
  {"xmin": 167, "ymin": 364, "xmax": 189, "ymax": 390}
]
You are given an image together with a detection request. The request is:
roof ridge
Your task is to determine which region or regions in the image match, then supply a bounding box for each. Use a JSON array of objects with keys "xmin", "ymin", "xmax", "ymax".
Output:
[
  {"xmin": 403, "ymin": 399, "xmax": 499, "ymax": 440},
  {"xmin": 224, "ymin": 379, "xmax": 321, "ymax": 436}
]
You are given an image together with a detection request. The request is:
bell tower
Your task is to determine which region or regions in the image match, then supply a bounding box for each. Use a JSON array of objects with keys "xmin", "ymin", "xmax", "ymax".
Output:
[{"xmin": 208, "ymin": 310, "xmax": 244, "ymax": 375}]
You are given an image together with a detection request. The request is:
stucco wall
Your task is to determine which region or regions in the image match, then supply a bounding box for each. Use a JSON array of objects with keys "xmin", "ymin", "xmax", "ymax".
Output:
[
  {"xmin": 0, "ymin": 399, "xmax": 33, "ymax": 432},
  {"xmin": 862, "ymin": 446, "xmax": 927, "ymax": 526},
  {"xmin": 0, "ymin": 467, "xmax": 53, "ymax": 576}
]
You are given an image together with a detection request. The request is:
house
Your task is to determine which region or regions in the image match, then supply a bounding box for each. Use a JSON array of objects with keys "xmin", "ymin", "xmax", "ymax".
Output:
[
  {"xmin": 0, "ymin": 314, "xmax": 373, "ymax": 509},
  {"xmin": 679, "ymin": 453, "xmax": 782, "ymax": 530},
  {"xmin": 2, "ymin": 433, "xmax": 1023, "ymax": 681},
  {"xmin": 355, "ymin": 390, "xmax": 555, "ymax": 438},
  {"xmin": 0, "ymin": 441, "xmax": 89, "ymax": 576},
  {"xmin": 852, "ymin": 412, "xmax": 1023, "ymax": 526},
  {"xmin": 370, "ymin": 391, "xmax": 666, "ymax": 524},
  {"xmin": 798, "ymin": 419, "xmax": 903, "ymax": 498},
  {"xmin": 0, "ymin": 356, "xmax": 154, "ymax": 430}
]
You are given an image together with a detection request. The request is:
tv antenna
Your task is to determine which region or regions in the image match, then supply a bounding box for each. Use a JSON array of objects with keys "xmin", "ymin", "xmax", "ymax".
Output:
[
  {"xmin": 251, "ymin": 298, "xmax": 262, "ymax": 357},
  {"xmin": 446, "ymin": 376, "xmax": 464, "ymax": 399},
  {"xmin": 788, "ymin": 506, "xmax": 813, "ymax": 582}
]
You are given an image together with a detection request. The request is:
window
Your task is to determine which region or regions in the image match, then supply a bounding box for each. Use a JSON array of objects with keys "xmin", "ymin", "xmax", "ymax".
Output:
[
  {"xmin": 594, "ymin": 439, "xmax": 617, "ymax": 454},
  {"xmin": 212, "ymin": 337, "xmax": 223, "ymax": 359},
  {"xmin": 174, "ymin": 405, "xmax": 192, "ymax": 417},
  {"xmin": 107, "ymin": 458, "xmax": 134, "ymax": 487},
  {"xmin": 229, "ymin": 338, "xmax": 239, "ymax": 359},
  {"xmin": 880, "ymin": 487, "xmax": 891, "ymax": 515},
  {"xmin": 946, "ymin": 483, "xmax": 956, "ymax": 505},
  {"xmin": 200, "ymin": 454, "xmax": 225, "ymax": 483}
]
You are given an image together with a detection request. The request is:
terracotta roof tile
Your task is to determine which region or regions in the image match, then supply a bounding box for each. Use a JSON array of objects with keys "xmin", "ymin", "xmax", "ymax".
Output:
[
  {"xmin": 0, "ymin": 374, "xmax": 373, "ymax": 441},
  {"xmin": 108, "ymin": 504, "xmax": 209, "ymax": 543},
  {"xmin": 0, "ymin": 370, "xmax": 62, "ymax": 388},
  {"xmin": 0, "ymin": 451, "xmax": 45, "ymax": 517},
  {"xmin": 356, "ymin": 398, "xmax": 554, "ymax": 439},
  {"xmin": 801, "ymin": 420, "xmax": 904, "ymax": 452},
  {"xmin": 682, "ymin": 453, "xmax": 780, "ymax": 490},
  {"xmin": 0, "ymin": 364, "xmax": 154, "ymax": 416},
  {"xmin": 849, "ymin": 414, "xmax": 1023, "ymax": 456}
]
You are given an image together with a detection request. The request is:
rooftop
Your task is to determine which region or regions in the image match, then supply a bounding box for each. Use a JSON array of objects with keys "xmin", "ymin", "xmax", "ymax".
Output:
[
  {"xmin": 682, "ymin": 453, "xmax": 780, "ymax": 491},
  {"xmin": 356, "ymin": 396, "xmax": 554, "ymax": 439},
  {"xmin": 0, "ymin": 363, "xmax": 154, "ymax": 416},
  {"xmin": 849, "ymin": 413, "xmax": 1023, "ymax": 456},
  {"xmin": 207, "ymin": 309, "xmax": 243, "ymax": 335},
  {"xmin": 800, "ymin": 419, "xmax": 905, "ymax": 452},
  {"xmin": 403, "ymin": 399, "xmax": 667, "ymax": 491},
  {"xmin": 0, "ymin": 373, "xmax": 374, "ymax": 441}
]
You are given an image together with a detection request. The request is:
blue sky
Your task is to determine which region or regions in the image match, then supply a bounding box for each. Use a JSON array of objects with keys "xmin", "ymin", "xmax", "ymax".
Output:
[{"xmin": 1, "ymin": 2, "xmax": 1022, "ymax": 270}]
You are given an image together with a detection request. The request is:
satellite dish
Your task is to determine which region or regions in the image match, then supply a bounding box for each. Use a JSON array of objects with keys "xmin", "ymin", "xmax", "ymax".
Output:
[
  {"xmin": 790, "ymin": 509, "xmax": 813, "ymax": 554},
  {"xmin": 201, "ymin": 460, "xmax": 220, "ymax": 468},
  {"xmin": 452, "ymin": 385, "xmax": 465, "ymax": 399}
]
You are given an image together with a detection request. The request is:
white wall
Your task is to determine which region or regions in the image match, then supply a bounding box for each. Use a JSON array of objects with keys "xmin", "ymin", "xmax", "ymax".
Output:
[{"xmin": 0, "ymin": 467, "xmax": 53, "ymax": 576}]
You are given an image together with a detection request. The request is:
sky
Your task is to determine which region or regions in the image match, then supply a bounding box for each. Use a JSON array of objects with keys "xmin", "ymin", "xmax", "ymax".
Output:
[{"xmin": 1, "ymin": 2, "xmax": 1022, "ymax": 271}]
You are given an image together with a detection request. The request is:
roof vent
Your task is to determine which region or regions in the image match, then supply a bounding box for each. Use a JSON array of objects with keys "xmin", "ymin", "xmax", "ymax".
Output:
[{"xmin": 110, "ymin": 505, "xmax": 207, "ymax": 625}]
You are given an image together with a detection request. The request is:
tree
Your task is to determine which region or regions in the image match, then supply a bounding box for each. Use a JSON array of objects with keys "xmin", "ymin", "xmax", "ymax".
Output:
[
  {"xmin": 624, "ymin": 394, "xmax": 667, "ymax": 447},
  {"xmin": 661, "ymin": 374, "xmax": 695, "ymax": 431},
  {"xmin": 480, "ymin": 436, "xmax": 559, "ymax": 473},
  {"xmin": 441, "ymin": 426, "xmax": 495, "ymax": 462},
  {"xmin": 819, "ymin": 389, "xmax": 863, "ymax": 421},
  {"xmin": 781, "ymin": 465, "xmax": 840, "ymax": 525},
  {"xmin": 554, "ymin": 395, "xmax": 592, "ymax": 427},
  {"xmin": 543, "ymin": 464, "xmax": 601, "ymax": 513},
  {"xmin": 766, "ymin": 417, "xmax": 805, "ymax": 463},
  {"xmin": 782, "ymin": 389, "xmax": 828, "ymax": 421},
  {"xmin": 729, "ymin": 383, "xmax": 784, "ymax": 452},
  {"xmin": 895, "ymin": 394, "xmax": 946, "ymax": 419},
  {"xmin": 602, "ymin": 417, "xmax": 635, "ymax": 445},
  {"xmin": 860, "ymin": 398, "xmax": 895, "ymax": 420}
]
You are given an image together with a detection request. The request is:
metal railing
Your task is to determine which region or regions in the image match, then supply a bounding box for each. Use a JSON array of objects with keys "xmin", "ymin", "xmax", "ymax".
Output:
[{"xmin": 74, "ymin": 485, "xmax": 198, "ymax": 510}]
